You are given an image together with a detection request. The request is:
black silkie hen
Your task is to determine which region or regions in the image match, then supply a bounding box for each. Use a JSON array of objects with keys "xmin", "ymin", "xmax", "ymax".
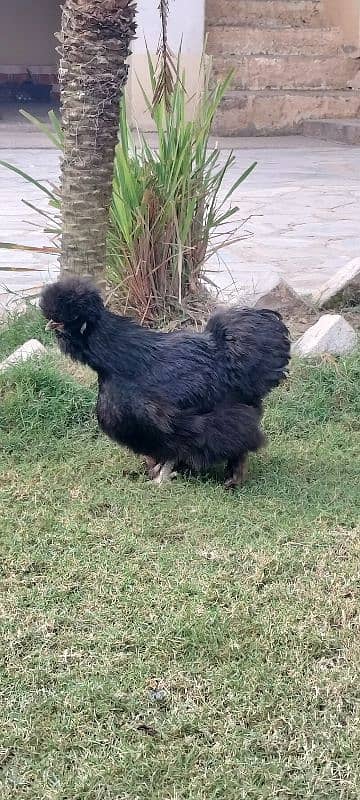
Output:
[{"xmin": 40, "ymin": 277, "xmax": 290, "ymax": 488}]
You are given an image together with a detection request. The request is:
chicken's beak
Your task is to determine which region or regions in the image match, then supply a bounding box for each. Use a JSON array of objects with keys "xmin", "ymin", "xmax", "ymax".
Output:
[{"xmin": 45, "ymin": 320, "xmax": 64, "ymax": 332}]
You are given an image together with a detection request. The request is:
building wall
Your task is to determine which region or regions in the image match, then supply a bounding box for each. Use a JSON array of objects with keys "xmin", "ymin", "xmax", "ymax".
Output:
[
  {"xmin": 324, "ymin": 0, "xmax": 360, "ymax": 47},
  {"xmin": 0, "ymin": 0, "xmax": 358, "ymax": 83},
  {"xmin": 127, "ymin": 0, "xmax": 206, "ymax": 129},
  {"xmin": 0, "ymin": 0, "xmax": 60, "ymax": 68}
]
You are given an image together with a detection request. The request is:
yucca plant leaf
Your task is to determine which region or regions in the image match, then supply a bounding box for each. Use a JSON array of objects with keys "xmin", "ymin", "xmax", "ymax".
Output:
[
  {"xmin": 21, "ymin": 199, "xmax": 61, "ymax": 228},
  {"xmin": 222, "ymin": 161, "xmax": 257, "ymax": 204},
  {"xmin": 0, "ymin": 244, "xmax": 58, "ymax": 254},
  {"xmin": 48, "ymin": 110, "xmax": 64, "ymax": 147},
  {"xmin": 0, "ymin": 160, "xmax": 58, "ymax": 202},
  {"xmin": 19, "ymin": 109, "xmax": 63, "ymax": 149}
]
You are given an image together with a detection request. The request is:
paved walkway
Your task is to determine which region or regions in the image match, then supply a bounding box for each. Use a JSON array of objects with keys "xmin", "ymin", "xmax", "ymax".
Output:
[
  {"xmin": 0, "ymin": 125, "xmax": 359, "ymax": 312},
  {"xmin": 207, "ymin": 136, "xmax": 360, "ymax": 303}
]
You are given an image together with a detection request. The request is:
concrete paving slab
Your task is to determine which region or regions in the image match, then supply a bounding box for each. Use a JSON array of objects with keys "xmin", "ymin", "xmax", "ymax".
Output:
[{"xmin": 0, "ymin": 128, "xmax": 359, "ymax": 308}]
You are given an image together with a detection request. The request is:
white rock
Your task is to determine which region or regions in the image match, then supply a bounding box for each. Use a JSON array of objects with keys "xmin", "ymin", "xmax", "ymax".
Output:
[
  {"xmin": 313, "ymin": 257, "xmax": 360, "ymax": 310},
  {"xmin": 0, "ymin": 339, "xmax": 47, "ymax": 373},
  {"xmin": 292, "ymin": 314, "xmax": 357, "ymax": 357}
]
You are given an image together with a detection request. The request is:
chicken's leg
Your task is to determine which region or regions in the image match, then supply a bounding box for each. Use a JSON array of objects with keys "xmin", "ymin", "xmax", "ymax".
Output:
[
  {"xmin": 224, "ymin": 454, "xmax": 248, "ymax": 490},
  {"xmin": 143, "ymin": 456, "xmax": 161, "ymax": 479}
]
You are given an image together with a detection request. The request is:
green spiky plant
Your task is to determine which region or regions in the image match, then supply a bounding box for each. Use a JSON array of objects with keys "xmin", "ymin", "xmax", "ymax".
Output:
[{"xmin": 108, "ymin": 54, "xmax": 256, "ymax": 322}]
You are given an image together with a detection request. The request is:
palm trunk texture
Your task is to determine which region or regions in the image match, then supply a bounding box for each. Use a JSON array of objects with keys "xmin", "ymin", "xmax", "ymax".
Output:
[{"xmin": 58, "ymin": 0, "xmax": 137, "ymax": 278}]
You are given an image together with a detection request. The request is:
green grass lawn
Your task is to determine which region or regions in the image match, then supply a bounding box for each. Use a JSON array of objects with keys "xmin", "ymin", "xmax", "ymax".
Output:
[{"xmin": 1, "ymin": 311, "xmax": 360, "ymax": 799}]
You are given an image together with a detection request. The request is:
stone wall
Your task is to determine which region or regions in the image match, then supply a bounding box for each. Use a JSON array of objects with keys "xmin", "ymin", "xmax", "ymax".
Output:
[{"xmin": 324, "ymin": 0, "xmax": 360, "ymax": 48}]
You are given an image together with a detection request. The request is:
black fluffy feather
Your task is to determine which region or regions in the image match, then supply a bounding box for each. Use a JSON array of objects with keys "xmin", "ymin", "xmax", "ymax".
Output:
[{"xmin": 40, "ymin": 277, "xmax": 290, "ymax": 478}]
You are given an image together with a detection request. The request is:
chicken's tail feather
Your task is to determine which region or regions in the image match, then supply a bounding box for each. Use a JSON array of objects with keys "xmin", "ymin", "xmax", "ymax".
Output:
[{"xmin": 206, "ymin": 306, "xmax": 291, "ymax": 404}]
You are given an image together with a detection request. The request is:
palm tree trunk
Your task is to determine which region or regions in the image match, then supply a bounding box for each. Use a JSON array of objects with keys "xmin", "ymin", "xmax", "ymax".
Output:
[{"xmin": 58, "ymin": 0, "xmax": 137, "ymax": 278}]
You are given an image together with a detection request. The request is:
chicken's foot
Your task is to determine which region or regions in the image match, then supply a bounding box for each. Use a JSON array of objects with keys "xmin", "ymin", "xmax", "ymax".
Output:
[{"xmin": 153, "ymin": 461, "xmax": 177, "ymax": 486}]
